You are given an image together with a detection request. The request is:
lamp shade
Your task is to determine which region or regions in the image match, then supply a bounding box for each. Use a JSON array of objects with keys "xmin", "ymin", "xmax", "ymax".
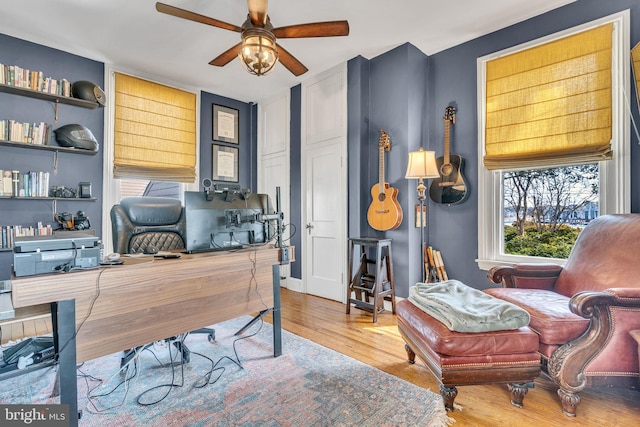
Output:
[
  {"xmin": 239, "ymin": 28, "xmax": 279, "ymax": 76},
  {"xmin": 405, "ymin": 147, "xmax": 439, "ymax": 179}
]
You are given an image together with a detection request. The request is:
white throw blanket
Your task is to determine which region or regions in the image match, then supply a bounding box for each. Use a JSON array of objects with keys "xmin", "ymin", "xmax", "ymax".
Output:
[{"xmin": 408, "ymin": 280, "xmax": 530, "ymax": 332}]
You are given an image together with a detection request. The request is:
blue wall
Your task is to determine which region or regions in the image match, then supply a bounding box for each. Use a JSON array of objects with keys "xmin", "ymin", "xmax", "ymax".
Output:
[
  {"xmin": 345, "ymin": 0, "xmax": 640, "ymax": 295},
  {"xmin": 289, "ymin": 85, "xmax": 302, "ymax": 279},
  {"xmin": 198, "ymin": 92, "xmax": 257, "ymax": 192},
  {"xmin": 427, "ymin": 0, "xmax": 640, "ymax": 290}
]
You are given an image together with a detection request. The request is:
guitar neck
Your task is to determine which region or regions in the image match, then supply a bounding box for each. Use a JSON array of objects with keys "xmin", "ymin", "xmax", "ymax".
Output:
[
  {"xmin": 443, "ymin": 119, "xmax": 451, "ymax": 165},
  {"xmin": 378, "ymin": 144, "xmax": 385, "ymax": 193}
]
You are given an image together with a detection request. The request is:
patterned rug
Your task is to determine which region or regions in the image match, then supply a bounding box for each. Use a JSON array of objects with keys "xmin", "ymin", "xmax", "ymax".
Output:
[{"xmin": 1, "ymin": 316, "xmax": 451, "ymax": 426}]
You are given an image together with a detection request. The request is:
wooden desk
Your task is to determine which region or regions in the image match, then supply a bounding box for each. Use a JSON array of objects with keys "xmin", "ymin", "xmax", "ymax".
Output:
[{"xmin": 11, "ymin": 246, "xmax": 286, "ymax": 426}]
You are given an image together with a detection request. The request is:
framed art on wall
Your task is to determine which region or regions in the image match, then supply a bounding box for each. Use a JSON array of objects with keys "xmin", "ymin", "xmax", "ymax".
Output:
[
  {"xmin": 212, "ymin": 104, "xmax": 239, "ymax": 144},
  {"xmin": 212, "ymin": 144, "xmax": 239, "ymax": 182}
]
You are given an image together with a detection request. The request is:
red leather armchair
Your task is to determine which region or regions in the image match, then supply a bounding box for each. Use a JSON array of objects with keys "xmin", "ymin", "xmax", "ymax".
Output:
[{"xmin": 486, "ymin": 214, "xmax": 640, "ymax": 417}]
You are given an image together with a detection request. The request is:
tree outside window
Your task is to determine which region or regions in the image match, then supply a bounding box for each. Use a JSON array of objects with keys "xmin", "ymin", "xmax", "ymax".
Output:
[{"xmin": 502, "ymin": 164, "xmax": 598, "ymax": 258}]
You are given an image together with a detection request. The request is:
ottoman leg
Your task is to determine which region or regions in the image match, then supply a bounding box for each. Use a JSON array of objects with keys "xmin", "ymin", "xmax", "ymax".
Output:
[
  {"xmin": 404, "ymin": 343, "xmax": 416, "ymax": 364},
  {"xmin": 439, "ymin": 384, "xmax": 458, "ymax": 412},
  {"xmin": 508, "ymin": 382, "xmax": 533, "ymax": 408}
]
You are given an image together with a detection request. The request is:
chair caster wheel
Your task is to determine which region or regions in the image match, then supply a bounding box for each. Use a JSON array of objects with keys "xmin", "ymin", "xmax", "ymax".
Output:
[{"xmin": 207, "ymin": 333, "xmax": 215, "ymax": 342}]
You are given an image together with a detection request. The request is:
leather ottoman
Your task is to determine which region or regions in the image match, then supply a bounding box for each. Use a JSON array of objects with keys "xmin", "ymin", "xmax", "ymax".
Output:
[{"xmin": 396, "ymin": 298, "xmax": 541, "ymax": 411}]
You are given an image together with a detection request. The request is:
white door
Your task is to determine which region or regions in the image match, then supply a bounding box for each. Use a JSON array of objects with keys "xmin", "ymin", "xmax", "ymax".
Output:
[{"xmin": 302, "ymin": 64, "xmax": 347, "ymax": 302}]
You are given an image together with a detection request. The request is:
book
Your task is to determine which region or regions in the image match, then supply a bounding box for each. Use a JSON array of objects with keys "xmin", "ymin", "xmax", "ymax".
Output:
[
  {"xmin": 2, "ymin": 170, "xmax": 12, "ymax": 195},
  {"xmin": 11, "ymin": 170, "xmax": 19, "ymax": 196}
]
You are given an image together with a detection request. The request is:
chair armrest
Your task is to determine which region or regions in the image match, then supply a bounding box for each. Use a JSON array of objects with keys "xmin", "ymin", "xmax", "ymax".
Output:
[
  {"xmin": 487, "ymin": 263, "xmax": 563, "ymax": 289},
  {"xmin": 550, "ymin": 288, "xmax": 640, "ymax": 396},
  {"xmin": 570, "ymin": 289, "xmax": 640, "ymax": 317}
]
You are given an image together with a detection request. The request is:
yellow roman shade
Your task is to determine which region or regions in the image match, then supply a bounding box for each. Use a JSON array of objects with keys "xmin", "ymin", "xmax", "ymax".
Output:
[
  {"xmin": 632, "ymin": 42, "xmax": 640, "ymax": 113},
  {"xmin": 113, "ymin": 72, "xmax": 197, "ymax": 182},
  {"xmin": 484, "ymin": 23, "xmax": 613, "ymax": 170}
]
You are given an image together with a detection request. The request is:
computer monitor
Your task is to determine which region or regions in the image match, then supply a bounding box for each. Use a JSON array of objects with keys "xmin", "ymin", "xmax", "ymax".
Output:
[{"xmin": 183, "ymin": 189, "xmax": 274, "ymax": 253}]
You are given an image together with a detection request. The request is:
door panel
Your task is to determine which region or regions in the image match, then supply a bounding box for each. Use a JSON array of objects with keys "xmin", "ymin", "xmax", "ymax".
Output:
[
  {"xmin": 302, "ymin": 64, "xmax": 347, "ymax": 302},
  {"xmin": 305, "ymin": 142, "xmax": 343, "ymax": 300}
]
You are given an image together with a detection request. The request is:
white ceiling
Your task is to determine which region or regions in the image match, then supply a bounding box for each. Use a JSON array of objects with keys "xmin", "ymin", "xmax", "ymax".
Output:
[{"xmin": 0, "ymin": 0, "xmax": 575, "ymax": 103}]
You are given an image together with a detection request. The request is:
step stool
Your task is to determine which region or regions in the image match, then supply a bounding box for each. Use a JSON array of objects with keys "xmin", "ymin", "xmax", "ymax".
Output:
[{"xmin": 346, "ymin": 237, "xmax": 396, "ymax": 322}]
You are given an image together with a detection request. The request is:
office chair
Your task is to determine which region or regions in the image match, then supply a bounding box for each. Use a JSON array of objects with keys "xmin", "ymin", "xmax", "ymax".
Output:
[{"xmin": 110, "ymin": 196, "xmax": 215, "ymax": 365}]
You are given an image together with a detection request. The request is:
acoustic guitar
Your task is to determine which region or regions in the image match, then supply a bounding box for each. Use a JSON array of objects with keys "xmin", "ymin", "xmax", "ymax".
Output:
[
  {"xmin": 429, "ymin": 106, "xmax": 468, "ymax": 205},
  {"xmin": 367, "ymin": 130, "xmax": 403, "ymax": 231}
]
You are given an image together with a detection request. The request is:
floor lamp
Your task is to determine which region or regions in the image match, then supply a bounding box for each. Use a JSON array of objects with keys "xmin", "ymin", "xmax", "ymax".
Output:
[{"xmin": 405, "ymin": 147, "xmax": 439, "ymax": 282}]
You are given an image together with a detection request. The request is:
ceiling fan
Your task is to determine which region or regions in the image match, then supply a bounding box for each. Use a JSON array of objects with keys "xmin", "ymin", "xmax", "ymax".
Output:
[{"xmin": 155, "ymin": 1, "xmax": 350, "ymax": 76}]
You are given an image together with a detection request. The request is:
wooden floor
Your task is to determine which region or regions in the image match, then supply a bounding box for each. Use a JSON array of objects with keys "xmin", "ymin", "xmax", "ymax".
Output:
[
  {"xmin": 270, "ymin": 288, "xmax": 640, "ymax": 426},
  {"xmin": 3, "ymin": 289, "xmax": 638, "ymax": 425}
]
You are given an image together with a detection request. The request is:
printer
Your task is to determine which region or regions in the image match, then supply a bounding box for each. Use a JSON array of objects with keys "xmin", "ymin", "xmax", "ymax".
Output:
[{"xmin": 12, "ymin": 235, "xmax": 103, "ymax": 277}]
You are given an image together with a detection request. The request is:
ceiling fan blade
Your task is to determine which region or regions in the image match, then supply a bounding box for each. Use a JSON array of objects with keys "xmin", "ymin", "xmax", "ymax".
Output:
[
  {"xmin": 209, "ymin": 43, "xmax": 242, "ymax": 67},
  {"xmin": 276, "ymin": 43, "xmax": 308, "ymax": 76},
  {"xmin": 156, "ymin": 2, "xmax": 242, "ymax": 33},
  {"xmin": 247, "ymin": 0, "xmax": 268, "ymax": 26},
  {"xmin": 273, "ymin": 21, "xmax": 350, "ymax": 38}
]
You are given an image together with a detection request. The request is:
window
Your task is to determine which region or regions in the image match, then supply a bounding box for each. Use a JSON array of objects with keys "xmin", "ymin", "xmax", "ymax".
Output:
[
  {"xmin": 476, "ymin": 11, "xmax": 630, "ymax": 270},
  {"xmin": 113, "ymin": 72, "xmax": 197, "ymax": 182},
  {"xmin": 101, "ymin": 71, "xmax": 200, "ymax": 253}
]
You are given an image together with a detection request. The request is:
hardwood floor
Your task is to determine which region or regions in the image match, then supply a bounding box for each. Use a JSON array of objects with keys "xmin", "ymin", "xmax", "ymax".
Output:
[
  {"xmin": 271, "ymin": 288, "xmax": 640, "ymax": 426},
  {"xmin": 2, "ymin": 288, "xmax": 638, "ymax": 425}
]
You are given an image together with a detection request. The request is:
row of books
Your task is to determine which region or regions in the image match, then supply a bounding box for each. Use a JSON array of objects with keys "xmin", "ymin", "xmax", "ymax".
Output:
[
  {"xmin": 1, "ymin": 223, "xmax": 54, "ymax": 249},
  {"xmin": 0, "ymin": 63, "xmax": 71, "ymax": 96},
  {"xmin": 0, "ymin": 169, "xmax": 50, "ymax": 198},
  {"xmin": 424, "ymin": 244, "xmax": 448, "ymax": 282},
  {"xmin": 0, "ymin": 119, "xmax": 53, "ymax": 145}
]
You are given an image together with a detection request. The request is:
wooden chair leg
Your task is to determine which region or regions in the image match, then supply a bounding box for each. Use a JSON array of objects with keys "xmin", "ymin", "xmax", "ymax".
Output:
[
  {"xmin": 508, "ymin": 382, "xmax": 533, "ymax": 408},
  {"xmin": 404, "ymin": 343, "xmax": 416, "ymax": 363},
  {"xmin": 440, "ymin": 385, "xmax": 458, "ymax": 412}
]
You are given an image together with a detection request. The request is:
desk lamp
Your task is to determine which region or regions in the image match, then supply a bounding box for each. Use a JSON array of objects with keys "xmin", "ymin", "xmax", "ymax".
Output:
[{"xmin": 405, "ymin": 147, "xmax": 439, "ymax": 282}]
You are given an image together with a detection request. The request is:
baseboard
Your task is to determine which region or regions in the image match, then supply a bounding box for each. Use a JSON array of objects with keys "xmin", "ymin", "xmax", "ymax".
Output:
[
  {"xmin": 281, "ymin": 279, "xmax": 404, "ymax": 313},
  {"xmin": 286, "ymin": 277, "xmax": 304, "ymax": 293}
]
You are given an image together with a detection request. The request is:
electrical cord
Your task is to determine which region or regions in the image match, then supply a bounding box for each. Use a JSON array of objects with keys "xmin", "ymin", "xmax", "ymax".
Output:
[
  {"xmin": 135, "ymin": 334, "xmax": 188, "ymax": 406},
  {"xmin": 54, "ymin": 266, "xmax": 106, "ymax": 362},
  {"xmin": 191, "ymin": 317, "xmax": 264, "ymax": 389}
]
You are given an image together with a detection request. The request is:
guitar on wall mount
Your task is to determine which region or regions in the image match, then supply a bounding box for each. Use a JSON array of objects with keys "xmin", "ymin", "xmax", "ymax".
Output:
[
  {"xmin": 429, "ymin": 106, "xmax": 468, "ymax": 205},
  {"xmin": 367, "ymin": 130, "xmax": 403, "ymax": 231}
]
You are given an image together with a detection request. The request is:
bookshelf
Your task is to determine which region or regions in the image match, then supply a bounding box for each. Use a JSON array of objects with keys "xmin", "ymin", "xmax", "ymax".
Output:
[
  {"xmin": 0, "ymin": 72, "xmax": 101, "ymax": 254},
  {"xmin": 0, "ymin": 139, "xmax": 97, "ymax": 155},
  {"xmin": 0, "ymin": 83, "xmax": 98, "ymax": 109}
]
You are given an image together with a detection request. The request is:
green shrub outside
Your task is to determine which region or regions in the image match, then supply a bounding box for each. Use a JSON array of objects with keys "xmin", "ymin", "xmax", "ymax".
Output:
[{"xmin": 504, "ymin": 223, "xmax": 582, "ymax": 259}]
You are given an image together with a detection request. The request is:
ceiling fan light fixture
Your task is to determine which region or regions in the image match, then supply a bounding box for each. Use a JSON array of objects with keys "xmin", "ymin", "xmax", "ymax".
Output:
[{"xmin": 239, "ymin": 28, "xmax": 279, "ymax": 76}]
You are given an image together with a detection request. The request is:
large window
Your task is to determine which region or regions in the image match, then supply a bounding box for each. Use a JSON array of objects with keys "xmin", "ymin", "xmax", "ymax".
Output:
[
  {"xmin": 101, "ymin": 71, "xmax": 200, "ymax": 253},
  {"xmin": 476, "ymin": 11, "xmax": 630, "ymax": 270}
]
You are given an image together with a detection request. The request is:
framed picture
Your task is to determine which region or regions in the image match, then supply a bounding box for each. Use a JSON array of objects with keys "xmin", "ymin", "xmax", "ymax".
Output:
[
  {"xmin": 212, "ymin": 144, "xmax": 239, "ymax": 182},
  {"xmin": 212, "ymin": 104, "xmax": 239, "ymax": 144}
]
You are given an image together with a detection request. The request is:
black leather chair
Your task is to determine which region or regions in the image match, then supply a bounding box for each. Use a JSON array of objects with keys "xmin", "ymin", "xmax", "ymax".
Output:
[{"xmin": 110, "ymin": 196, "xmax": 214, "ymax": 365}]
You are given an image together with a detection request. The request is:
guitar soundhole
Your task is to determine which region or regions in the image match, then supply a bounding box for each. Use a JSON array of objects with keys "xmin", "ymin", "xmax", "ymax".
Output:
[
  {"xmin": 441, "ymin": 163, "xmax": 453, "ymax": 177},
  {"xmin": 378, "ymin": 193, "xmax": 386, "ymax": 202}
]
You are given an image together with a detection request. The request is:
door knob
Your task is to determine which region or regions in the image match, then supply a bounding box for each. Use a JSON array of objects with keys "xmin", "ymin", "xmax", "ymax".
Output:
[{"xmin": 306, "ymin": 223, "xmax": 313, "ymax": 234}]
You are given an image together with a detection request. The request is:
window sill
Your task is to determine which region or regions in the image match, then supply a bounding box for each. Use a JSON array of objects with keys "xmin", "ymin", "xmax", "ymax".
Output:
[{"xmin": 476, "ymin": 256, "xmax": 567, "ymax": 272}]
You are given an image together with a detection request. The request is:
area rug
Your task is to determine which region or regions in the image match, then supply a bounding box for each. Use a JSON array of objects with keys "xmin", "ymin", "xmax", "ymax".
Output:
[{"xmin": 0, "ymin": 316, "xmax": 452, "ymax": 426}]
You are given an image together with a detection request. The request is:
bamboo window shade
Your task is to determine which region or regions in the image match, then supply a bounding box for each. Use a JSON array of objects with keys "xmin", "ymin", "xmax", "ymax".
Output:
[
  {"xmin": 483, "ymin": 23, "xmax": 613, "ymax": 170},
  {"xmin": 632, "ymin": 42, "xmax": 640, "ymax": 113},
  {"xmin": 113, "ymin": 72, "xmax": 197, "ymax": 182}
]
